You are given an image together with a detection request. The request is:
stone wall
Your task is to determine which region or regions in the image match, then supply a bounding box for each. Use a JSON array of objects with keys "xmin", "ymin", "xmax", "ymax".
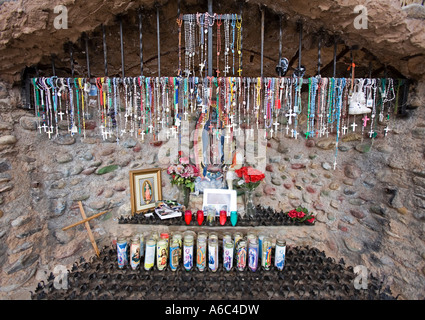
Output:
[
  {"xmin": 1, "ymin": 0, "xmax": 425, "ymax": 301},
  {"xmin": 0, "ymin": 77, "xmax": 424, "ymax": 299}
]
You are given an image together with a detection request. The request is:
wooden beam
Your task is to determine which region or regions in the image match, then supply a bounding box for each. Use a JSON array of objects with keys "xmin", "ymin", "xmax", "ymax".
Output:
[
  {"xmin": 78, "ymin": 201, "xmax": 100, "ymax": 257},
  {"xmin": 62, "ymin": 209, "xmax": 109, "ymax": 231}
]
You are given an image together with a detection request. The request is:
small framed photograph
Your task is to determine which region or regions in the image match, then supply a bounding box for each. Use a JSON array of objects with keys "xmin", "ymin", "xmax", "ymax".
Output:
[
  {"xmin": 129, "ymin": 168, "xmax": 163, "ymax": 215},
  {"xmin": 202, "ymin": 188, "xmax": 237, "ymax": 216}
]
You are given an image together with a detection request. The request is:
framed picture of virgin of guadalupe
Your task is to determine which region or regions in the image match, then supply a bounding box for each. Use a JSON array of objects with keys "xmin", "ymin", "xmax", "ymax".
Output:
[{"xmin": 129, "ymin": 168, "xmax": 162, "ymax": 215}]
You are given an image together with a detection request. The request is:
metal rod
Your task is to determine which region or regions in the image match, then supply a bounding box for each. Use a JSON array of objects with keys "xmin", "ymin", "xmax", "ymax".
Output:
[
  {"xmin": 317, "ymin": 34, "xmax": 321, "ymax": 76},
  {"xmin": 278, "ymin": 15, "xmax": 282, "ymax": 63},
  {"xmin": 298, "ymin": 21, "xmax": 302, "ymax": 70},
  {"xmin": 208, "ymin": 0, "xmax": 213, "ymax": 77},
  {"xmin": 70, "ymin": 44, "xmax": 74, "ymax": 77},
  {"xmin": 181, "ymin": 14, "xmax": 240, "ymax": 21},
  {"xmin": 102, "ymin": 24, "xmax": 108, "ymax": 77},
  {"xmin": 139, "ymin": 8, "xmax": 143, "ymax": 76},
  {"xmin": 156, "ymin": 4, "xmax": 161, "ymax": 77},
  {"xmin": 260, "ymin": 7, "xmax": 264, "ymax": 78},
  {"xmin": 51, "ymin": 54, "xmax": 56, "ymax": 77},
  {"xmin": 368, "ymin": 61, "xmax": 372, "ymax": 79},
  {"xmin": 85, "ymin": 34, "xmax": 90, "ymax": 78},
  {"xmin": 333, "ymin": 37, "xmax": 337, "ymax": 78},
  {"xmin": 119, "ymin": 16, "xmax": 125, "ymax": 78}
]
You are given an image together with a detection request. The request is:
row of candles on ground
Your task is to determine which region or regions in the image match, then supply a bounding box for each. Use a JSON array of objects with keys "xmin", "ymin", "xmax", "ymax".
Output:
[
  {"xmin": 115, "ymin": 231, "xmax": 286, "ymax": 272},
  {"xmin": 185, "ymin": 209, "xmax": 238, "ymax": 226}
]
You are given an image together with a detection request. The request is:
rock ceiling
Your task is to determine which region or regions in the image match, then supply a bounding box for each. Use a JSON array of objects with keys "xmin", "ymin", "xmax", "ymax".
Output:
[{"xmin": 0, "ymin": 0, "xmax": 424, "ymax": 84}]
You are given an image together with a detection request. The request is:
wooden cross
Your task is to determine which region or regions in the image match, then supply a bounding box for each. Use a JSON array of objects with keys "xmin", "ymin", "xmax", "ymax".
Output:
[{"xmin": 62, "ymin": 201, "xmax": 109, "ymax": 257}]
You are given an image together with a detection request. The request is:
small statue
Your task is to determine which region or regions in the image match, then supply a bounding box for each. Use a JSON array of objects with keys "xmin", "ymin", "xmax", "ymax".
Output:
[{"xmin": 226, "ymin": 150, "xmax": 244, "ymax": 190}]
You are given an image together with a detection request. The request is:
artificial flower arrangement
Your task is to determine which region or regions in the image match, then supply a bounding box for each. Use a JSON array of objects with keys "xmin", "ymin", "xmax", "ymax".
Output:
[
  {"xmin": 286, "ymin": 207, "xmax": 316, "ymax": 224},
  {"xmin": 234, "ymin": 166, "xmax": 266, "ymax": 190},
  {"xmin": 167, "ymin": 156, "xmax": 200, "ymax": 192},
  {"xmin": 234, "ymin": 166, "xmax": 266, "ymax": 218}
]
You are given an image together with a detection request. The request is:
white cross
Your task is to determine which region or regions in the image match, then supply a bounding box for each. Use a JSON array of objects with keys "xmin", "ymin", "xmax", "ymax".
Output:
[
  {"xmin": 41, "ymin": 123, "xmax": 48, "ymax": 132},
  {"xmin": 225, "ymin": 134, "xmax": 231, "ymax": 143},
  {"xmin": 160, "ymin": 118, "xmax": 166, "ymax": 128},
  {"xmin": 199, "ymin": 62, "xmax": 205, "ymax": 74},
  {"xmin": 285, "ymin": 125, "xmax": 290, "ymax": 135},
  {"xmin": 325, "ymin": 128, "xmax": 329, "ymax": 137},
  {"xmin": 175, "ymin": 117, "xmax": 181, "ymax": 127},
  {"xmin": 273, "ymin": 121, "xmax": 280, "ymax": 132},
  {"xmin": 58, "ymin": 111, "xmax": 64, "ymax": 121},
  {"xmin": 101, "ymin": 127, "xmax": 108, "ymax": 140},
  {"xmin": 166, "ymin": 129, "xmax": 170, "ymax": 140},
  {"xmin": 148, "ymin": 124, "xmax": 154, "ymax": 133},
  {"xmin": 140, "ymin": 130, "xmax": 145, "ymax": 141},
  {"xmin": 171, "ymin": 126, "xmax": 177, "ymax": 139},
  {"xmin": 285, "ymin": 111, "xmax": 297, "ymax": 125},
  {"xmin": 333, "ymin": 160, "xmax": 337, "ymax": 170},
  {"xmin": 224, "ymin": 65, "xmax": 230, "ymax": 76},
  {"xmin": 121, "ymin": 129, "xmax": 126, "ymax": 136},
  {"xmin": 236, "ymin": 126, "xmax": 242, "ymax": 136},
  {"xmin": 342, "ymin": 125, "xmax": 348, "ymax": 135},
  {"xmin": 384, "ymin": 125, "xmax": 390, "ymax": 136},
  {"xmin": 368, "ymin": 129, "xmax": 374, "ymax": 138},
  {"xmin": 351, "ymin": 122, "xmax": 358, "ymax": 132},
  {"xmin": 270, "ymin": 128, "xmax": 274, "ymax": 138},
  {"xmin": 46, "ymin": 129, "xmax": 53, "ymax": 139},
  {"xmin": 184, "ymin": 111, "xmax": 188, "ymax": 121}
]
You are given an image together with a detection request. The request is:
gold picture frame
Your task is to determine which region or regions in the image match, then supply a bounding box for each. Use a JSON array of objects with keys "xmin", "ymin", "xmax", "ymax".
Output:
[{"xmin": 129, "ymin": 168, "xmax": 162, "ymax": 215}]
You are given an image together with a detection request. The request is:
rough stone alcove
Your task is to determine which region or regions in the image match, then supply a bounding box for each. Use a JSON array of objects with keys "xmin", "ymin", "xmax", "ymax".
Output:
[{"xmin": 0, "ymin": 0, "xmax": 425, "ymax": 300}]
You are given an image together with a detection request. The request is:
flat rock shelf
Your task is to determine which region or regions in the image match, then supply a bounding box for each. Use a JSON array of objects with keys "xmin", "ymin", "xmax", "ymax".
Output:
[
  {"xmin": 118, "ymin": 206, "xmax": 315, "ymax": 227},
  {"xmin": 31, "ymin": 245, "xmax": 396, "ymax": 300}
]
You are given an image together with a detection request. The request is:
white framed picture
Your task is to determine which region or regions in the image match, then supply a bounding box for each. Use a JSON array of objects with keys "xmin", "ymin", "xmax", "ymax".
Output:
[{"xmin": 202, "ymin": 188, "xmax": 237, "ymax": 216}]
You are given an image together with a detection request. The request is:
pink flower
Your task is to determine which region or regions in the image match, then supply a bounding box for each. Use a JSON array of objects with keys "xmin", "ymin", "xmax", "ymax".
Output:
[
  {"xmin": 167, "ymin": 165, "xmax": 176, "ymax": 175},
  {"xmin": 185, "ymin": 165, "xmax": 194, "ymax": 176},
  {"xmin": 175, "ymin": 164, "xmax": 184, "ymax": 174},
  {"xmin": 179, "ymin": 157, "xmax": 189, "ymax": 164},
  {"xmin": 181, "ymin": 171, "xmax": 190, "ymax": 178}
]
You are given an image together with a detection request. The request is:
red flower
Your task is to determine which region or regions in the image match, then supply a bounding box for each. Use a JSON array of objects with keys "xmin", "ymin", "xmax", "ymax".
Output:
[
  {"xmin": 297, "ymin": 211, "xmax": 306, "ymax": 219},
  {"xmin": 307, "ymin": 217, "xmax": 315, "ymax": 224},
  {"xmin": 235, "ymin": 167, "xmax": 248, "ymax": 178},
  {"xmin": 288, "ymin": 210, "xmax": 297, "ymax": 218}
]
